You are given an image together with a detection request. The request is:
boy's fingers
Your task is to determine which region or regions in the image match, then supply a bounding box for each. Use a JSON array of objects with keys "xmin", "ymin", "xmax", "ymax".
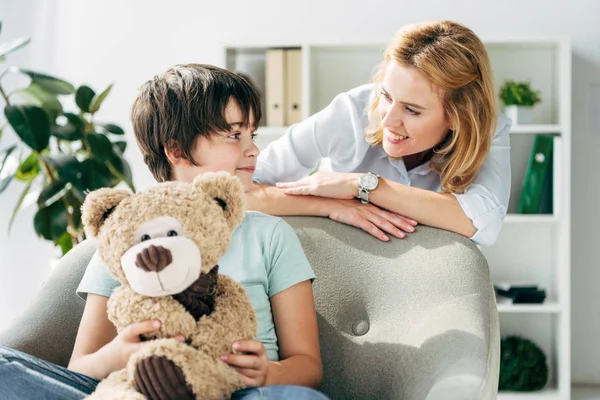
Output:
[
  {"xmin": 232, "ymin": 367, "xmax": 261, "ymax": 379},
  {"xmin": 123, "ymin": 320, "xmax": 160, "ymax": 340},
  {"xmin": 221, "ymin": 354, "xmax": 261, "ymax": 369},
  {"xmin": 232, "ymin": 340, "xmax": 264, "ymax": 354}
]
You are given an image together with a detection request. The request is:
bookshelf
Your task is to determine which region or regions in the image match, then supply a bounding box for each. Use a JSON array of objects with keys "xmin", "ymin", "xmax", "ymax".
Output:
[{"xmin": 224, "ymin": 37, "xmax": 571, "ymax": 398}]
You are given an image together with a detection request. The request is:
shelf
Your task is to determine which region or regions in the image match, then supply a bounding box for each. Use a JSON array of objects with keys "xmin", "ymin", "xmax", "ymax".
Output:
[
  {"xmin": 498, "ymin": 389, "xmax": 560, "ymax": 399},
  {"xmin": 510, "ymin": 124, "xmax": 562, "ymax": 135},
  {"xmin": 497, "ymin": 301, "xmax": 562, "ymax": 313},
  {"xmin": 504, "ymin": 214, "xmax": 558, "ymax": 224}
]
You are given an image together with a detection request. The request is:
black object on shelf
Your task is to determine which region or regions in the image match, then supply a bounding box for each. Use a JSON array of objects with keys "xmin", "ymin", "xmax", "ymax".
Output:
[{"xmin": 494, "ymin": 283, "xmax": 547, "ymax": 304}]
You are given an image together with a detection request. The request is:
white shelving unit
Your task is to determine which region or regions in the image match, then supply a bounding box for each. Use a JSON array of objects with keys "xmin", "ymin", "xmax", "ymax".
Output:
[{"xmin": 223, "ymin": 37, "xmax": 571, "ymax": 398}]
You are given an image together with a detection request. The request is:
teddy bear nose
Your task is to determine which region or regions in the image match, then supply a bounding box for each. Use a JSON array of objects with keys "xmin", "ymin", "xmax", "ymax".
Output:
[{"xmin": 135, "ymin": 245, "xmax": 173, "ymax": 273}]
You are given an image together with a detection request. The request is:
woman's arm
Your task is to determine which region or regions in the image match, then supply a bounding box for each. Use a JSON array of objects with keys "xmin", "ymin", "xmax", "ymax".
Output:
[
  {"xmin": 246, "ymin": 183, "xmax": 417, "ymax": 241},
  {"xmin": 254, "ymin": 85, "xmax": 373, "ymax": 187},
  {"xmin": 265, "ymin": 281, "xmax": 322, "ymax": 388},
  {"xmin": 369, "ymin": 179, "xmax": 476, "ymax": 237}
]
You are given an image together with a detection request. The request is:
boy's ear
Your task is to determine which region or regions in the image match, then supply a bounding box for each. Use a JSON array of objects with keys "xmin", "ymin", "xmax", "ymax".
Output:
[
  {"xmin": 193, "ymin": 172, "xmax": 245, "ymax": 231},
  {"xmin": 164, "ymin": 141, "xmax": 190, "ymax": 166},
  {"xmin": 81, "ymin": 188, "xmax": 132, "ymax": 237}
]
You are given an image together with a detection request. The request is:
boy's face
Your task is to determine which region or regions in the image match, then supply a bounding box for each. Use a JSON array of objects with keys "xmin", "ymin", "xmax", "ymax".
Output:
[{"xmin": 170, "ymin": 99, "xmax": 259, "ymax": 190}]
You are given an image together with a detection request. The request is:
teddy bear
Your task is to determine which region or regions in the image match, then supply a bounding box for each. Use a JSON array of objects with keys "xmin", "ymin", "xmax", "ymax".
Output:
[{"xmin": 81, "ymin": 172, "xmax": 257, "ymax": 400}]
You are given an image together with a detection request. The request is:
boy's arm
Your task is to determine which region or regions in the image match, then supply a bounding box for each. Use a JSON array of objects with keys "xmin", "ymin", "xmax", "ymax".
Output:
[
  {"xmin": 68, "ymin": 293, "xmax": 118, "ymax": 379},
  {"xmin": 266, "ymin": 280, "xmax": 322, "ymax": 388}
]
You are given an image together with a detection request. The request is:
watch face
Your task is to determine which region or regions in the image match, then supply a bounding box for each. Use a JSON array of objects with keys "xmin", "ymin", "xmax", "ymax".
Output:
[{"xmin": 361, "ymin": 174, "xmax": 378, "ymax": 190}]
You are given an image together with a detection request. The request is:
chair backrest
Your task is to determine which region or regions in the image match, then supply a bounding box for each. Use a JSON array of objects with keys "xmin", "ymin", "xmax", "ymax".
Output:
[
  {"xmin": 0, "ymin": 216, "xmax": 499, "ymax": 399},
  {"xmin": 285, "ymin": 217, "xmax": 499, "ymax": 400}
]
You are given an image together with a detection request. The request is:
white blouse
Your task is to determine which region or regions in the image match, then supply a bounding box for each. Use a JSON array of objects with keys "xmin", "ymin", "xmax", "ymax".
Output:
[{"xmin": 254, "ymin": 84, "xmax": 512, "ymax": 246}]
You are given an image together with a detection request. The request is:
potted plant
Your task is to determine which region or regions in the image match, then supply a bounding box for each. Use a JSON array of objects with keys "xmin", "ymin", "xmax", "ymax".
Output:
[
  {"xmin": 0, "ymin": 22, "xmax": 135, "ymax": 256},
  {"xmin": 499, "ymin": 80, "xmax": 541, "ymax": 125}
]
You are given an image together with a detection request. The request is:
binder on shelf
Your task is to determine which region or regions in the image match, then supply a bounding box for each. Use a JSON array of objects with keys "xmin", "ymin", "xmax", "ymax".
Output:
[
  {"xmin": 284, "ymin": 48, "xmax": 302, "ymax": 125},
  {"xmin": 518, "ymin": 135, "xmax": 554, "ymax": 214},
  {"xmin": 265, "ymin": 49, "xmax": 286, "ymax": 127}
]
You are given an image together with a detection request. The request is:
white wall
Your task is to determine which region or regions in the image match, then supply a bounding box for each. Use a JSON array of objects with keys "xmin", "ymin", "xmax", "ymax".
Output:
[
  {"xmin": 1, "ymin": 0, "xmax": 599, "ymax": 384},
  {"xmin": 0, "ymin": 0, "xmax": 60, "ymax": 332}
]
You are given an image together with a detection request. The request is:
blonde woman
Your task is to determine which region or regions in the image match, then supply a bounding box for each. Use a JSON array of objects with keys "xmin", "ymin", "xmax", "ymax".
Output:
[{"xmin": 248, "ymin": 20, "xmax": 511, "ymax": 247}]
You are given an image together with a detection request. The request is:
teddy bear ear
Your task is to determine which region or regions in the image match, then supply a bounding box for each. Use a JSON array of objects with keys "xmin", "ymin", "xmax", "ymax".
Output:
[
  {"xmin": 193, "ymin": 172, "xmax": 246, "ymax": 231},
  {"xmin": 81, "ymin": 188, "xmax": 132, "ymax": 237}
]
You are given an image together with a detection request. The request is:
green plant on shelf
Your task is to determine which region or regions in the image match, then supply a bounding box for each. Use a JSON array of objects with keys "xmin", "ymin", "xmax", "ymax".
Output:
[{"xmin": 499, "ymin": 80, "xmax": 541, "ymax": 107}]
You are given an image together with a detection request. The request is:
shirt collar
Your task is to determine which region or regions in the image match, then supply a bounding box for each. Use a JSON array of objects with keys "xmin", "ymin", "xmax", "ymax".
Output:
[{"xmin": 377, "ymin": 146, "xmax": 440, "ymax": 176}]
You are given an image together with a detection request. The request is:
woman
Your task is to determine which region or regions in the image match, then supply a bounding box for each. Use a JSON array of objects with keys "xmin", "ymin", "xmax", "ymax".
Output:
[{"xmin": 248, "ymin": 20, "xmax": 511, "ymax": 246}]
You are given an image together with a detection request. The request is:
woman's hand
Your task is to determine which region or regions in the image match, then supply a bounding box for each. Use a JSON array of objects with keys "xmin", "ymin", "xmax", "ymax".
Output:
[
  {"xmin": 220, "ymin": 340, "xmax": 269, "ymax": 387},
  {"xmin": 327, "ymin": 199, "xmax": 418, "ymax": 241},
  {"xmin": 99, "ymin": 320, "xmax": 185, "ymax": 375},
  {"xmin": 276, "ymin": 172, "xmax": 360, "ymax": 200}
]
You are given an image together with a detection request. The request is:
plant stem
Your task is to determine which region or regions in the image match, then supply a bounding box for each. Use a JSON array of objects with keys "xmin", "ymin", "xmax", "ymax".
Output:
[
  {"xmin": 37, "ymin": 155, "xmax": 56, "ymax": 183},
  {"xmin": 0, "ymin": 84, "xmax": 11, "ymax": 106},
  {"xmin": 61, "ymin": 196, "xmax": 78, "ymax": 244}
]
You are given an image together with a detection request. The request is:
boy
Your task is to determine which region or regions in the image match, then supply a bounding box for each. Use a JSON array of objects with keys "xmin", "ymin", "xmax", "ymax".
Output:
[{"xmin": 0, "ymin": 65, "xmax": 327, "ymax": 400}]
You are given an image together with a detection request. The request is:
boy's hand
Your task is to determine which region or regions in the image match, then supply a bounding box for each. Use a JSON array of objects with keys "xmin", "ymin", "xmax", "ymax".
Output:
[
  {"xmin": 100, "ymin": 320, "xmax": 185, "ymax": 375},
  {"xmin": 220, "ymin": 340, "xmax": 268, "ymax": 387}
]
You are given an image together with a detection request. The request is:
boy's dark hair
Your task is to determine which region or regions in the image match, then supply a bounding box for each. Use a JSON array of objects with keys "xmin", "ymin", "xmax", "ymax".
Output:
[{"xmin": 131, "ymin": 64, "xmax": 262, "ymax": 182}]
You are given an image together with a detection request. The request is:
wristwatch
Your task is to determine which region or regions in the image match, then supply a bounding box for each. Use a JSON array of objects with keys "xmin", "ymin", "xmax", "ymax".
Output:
[{"xmin": 357, "ymin": 172, "xmax": 379, "ymax": 204}]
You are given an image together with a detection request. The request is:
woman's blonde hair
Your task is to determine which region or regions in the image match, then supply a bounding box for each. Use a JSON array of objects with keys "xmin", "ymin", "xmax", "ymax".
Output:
[{"xmin": 367, "ymin": 20, "xmax": 497, "ymax": 194}]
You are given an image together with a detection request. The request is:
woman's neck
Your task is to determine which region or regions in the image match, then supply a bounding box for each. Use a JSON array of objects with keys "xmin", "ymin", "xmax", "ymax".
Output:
[{"xmin": 403, "ymin": 149, "xmax": 435, "ymax": 171}]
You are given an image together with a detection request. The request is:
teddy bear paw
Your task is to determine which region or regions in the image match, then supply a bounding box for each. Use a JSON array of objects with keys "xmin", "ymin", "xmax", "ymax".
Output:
[{"xmin": 133, "ymin": 355, "xmax": 195, "ymax": 400}]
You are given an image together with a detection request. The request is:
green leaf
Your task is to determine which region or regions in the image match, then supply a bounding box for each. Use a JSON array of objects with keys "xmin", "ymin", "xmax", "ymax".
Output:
[
  {"xmin": 43, "ymin": 155, "xmax": 82, "ymax": 188},
  {"xmin": 0, "ymin": 37, "xmax": 31, "ymax": 59},
  {"xmin": 100, "ymin": 123, "xmax": 124, "ymax": 135},
  {"xmin": 51, "ymin": 123, "xmax": 82, "ymax": 141},
  {"xmin": 14, "ymin": 152, "xmax": 40, "ymax": 182},
  {"xmin": 75, "ymin": 85, "xmax": 96, "ymax": 113},
  {"xmin": 63, "ymin": 113, "xmax": 86, "ymax": 130},
  {"xmin": 88, "ymin": 84, "xmax": 113, "ymax": 114},
  {"xmin": 5, "ymin": 105, "xmax": 51, "ymax": 151},
  {"xmin": 0, "ymin": 145, "xmax": 21, "ymax": 193},
  {"xmin": 114, "ymin": 141, "xmax": 127, "ymax": 153},
  {"xmin": 13, "ymin": 83, "xmax": 63, "ymax": 120},
  {"xmin": 109, "ymin": 149, "xmax": 135, "ymax": 191},
  {"xmin": 80, "ymin": 158, "xmax": 112, "ymax": 191},
  {"xmin": 67, "ymin": 189, "xmax": 83, "ymax": 231},
  {"xmin": 37, "ymin": 179, "xmax": 69, "ymax": 208},
  {"xmin": 51, "ymin": 112, "xmax": 85, "ymax": 141},
  {"xmin": 54, "ymin": 231, "xmax": 74, "ymax": 255},
  {"xmin": 11, "ymin": 67, "xmax": 75, "ymax": 95},
  {"xmin": 8, "ymin": 178, "xmax": 34, "ymax": 234},
  {"xmin": 34, "ymin": 200, "xmax": 68, "ymax": 241},
  {"xmin": 87, "ymin": 132, "xmax": 114, "ymax": 161}
]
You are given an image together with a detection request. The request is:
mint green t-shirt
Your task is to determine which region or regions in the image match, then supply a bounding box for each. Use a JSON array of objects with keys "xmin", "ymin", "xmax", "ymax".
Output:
[{"xmin": 76, "ymin": 212, "xmax": 315, "ymax": 361}]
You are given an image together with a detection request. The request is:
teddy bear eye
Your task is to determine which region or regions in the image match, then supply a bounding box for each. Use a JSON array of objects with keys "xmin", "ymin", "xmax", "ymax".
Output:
[
  {"xmin": 141, "ymin": 234, "xmax": 151, "ymax": 242},
  {"xmin": 167, "ymin": 230, "xmax": 178, "ymax": 237}
]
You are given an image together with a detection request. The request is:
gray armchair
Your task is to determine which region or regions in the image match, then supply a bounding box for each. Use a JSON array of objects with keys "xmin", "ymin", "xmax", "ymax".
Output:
[{"xmin": 0, "ymin": 216, "xmax": 499, "ymax": 399}]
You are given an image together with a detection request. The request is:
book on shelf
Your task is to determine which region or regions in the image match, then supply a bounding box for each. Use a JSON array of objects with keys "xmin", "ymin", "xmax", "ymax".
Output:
[
  {"xmin": 517, "ymin": 135, "xmax": 554, "ymax": 214},
  {"xmin": 265, "ymin": 48, "xmax": 302, "ymax": 127}
]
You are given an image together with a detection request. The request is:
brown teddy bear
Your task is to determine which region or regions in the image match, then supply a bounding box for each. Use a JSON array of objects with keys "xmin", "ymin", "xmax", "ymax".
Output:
[{"xmin": 81, "ymin": 172, "xmax": 257, "ymax": 400}]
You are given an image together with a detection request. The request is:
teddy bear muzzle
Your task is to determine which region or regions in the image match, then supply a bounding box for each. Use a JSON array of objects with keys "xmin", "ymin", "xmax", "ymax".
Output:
[{"xmin": 120, "ymin": 236, "xmax": 203, "ymax": 297}]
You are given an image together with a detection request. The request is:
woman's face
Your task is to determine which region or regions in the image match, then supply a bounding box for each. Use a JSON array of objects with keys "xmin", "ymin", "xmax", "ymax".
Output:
[{"xmin": 377, "ymin": 61, "xmax": 452, "ymax": 159}]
